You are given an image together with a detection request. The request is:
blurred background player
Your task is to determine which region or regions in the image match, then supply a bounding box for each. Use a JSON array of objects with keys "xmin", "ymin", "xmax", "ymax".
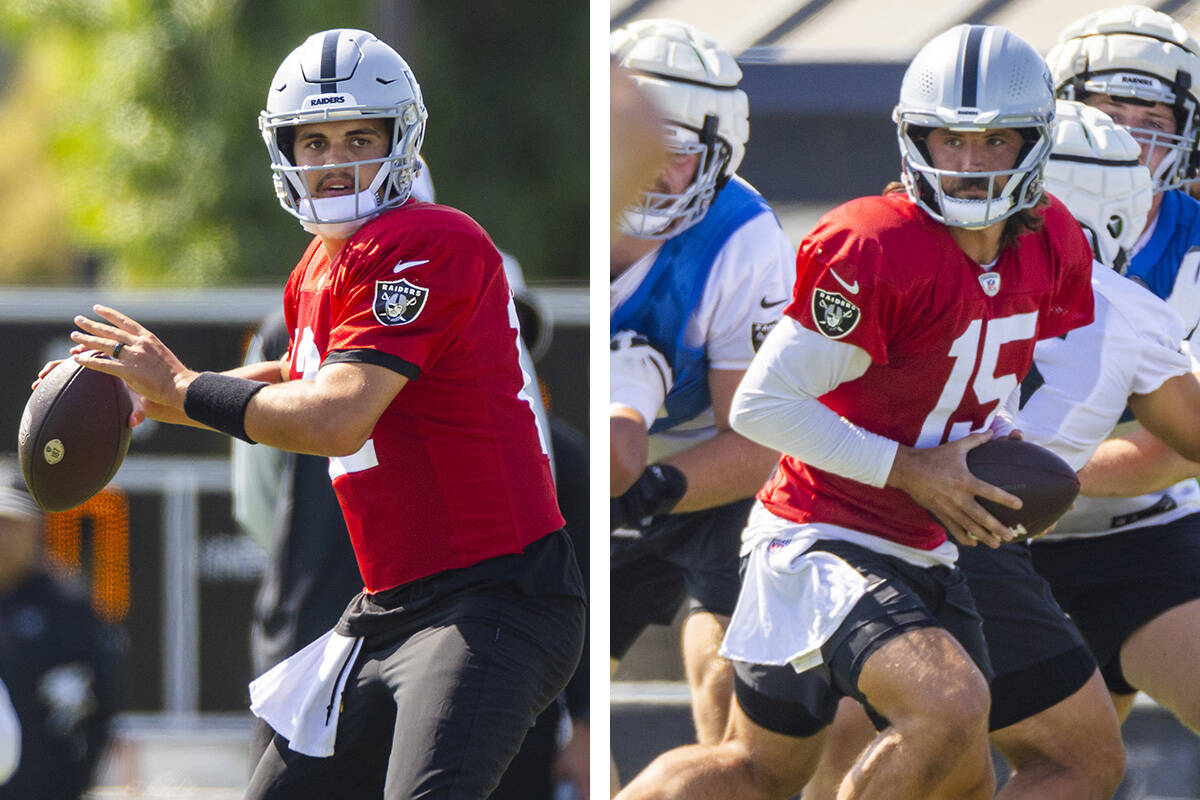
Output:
[
  {"xmin": 0, "ymin": 469, "xmax": 124, "ymax": 799},
  {"xmin": 489, "ymin": 266, "xmax": 591, "ymax": 800},
  {"xmin": 617, "ymin": 24, "xmax": 1095, "ymax": 800},
  {"xmin": 232, "ymin": 308, "xmax": 363, "ymax": 759},
  {"xmin": 1038, "ymin": 3, "xmax": 1200, "ymax": 736},
  {"xmin": 58, "ymin": 27, "xmax": 584, "ymax": 799},
  {"xmin": 608, "ymin": 17, "xmax": 794, "ymax": 752}
]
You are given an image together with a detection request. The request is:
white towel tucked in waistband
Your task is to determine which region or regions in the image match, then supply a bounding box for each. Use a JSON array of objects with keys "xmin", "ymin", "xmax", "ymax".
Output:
[
  {"xmin": 720, "ymin": 532, "xmax": 868, "ymax": 673},
  {"xmin": 249, "ymin": 629, "xmax": 364, "ymax": 757}
]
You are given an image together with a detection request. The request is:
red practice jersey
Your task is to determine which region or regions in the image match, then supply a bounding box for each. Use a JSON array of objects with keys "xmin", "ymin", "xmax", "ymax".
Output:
[
  {"xmin": 282, "ymin": 201, "xmax": 563, "ymax": 593},
  {"xmin": 758, "ymin": 193, "xmax": 1094, "ymax": 550}
]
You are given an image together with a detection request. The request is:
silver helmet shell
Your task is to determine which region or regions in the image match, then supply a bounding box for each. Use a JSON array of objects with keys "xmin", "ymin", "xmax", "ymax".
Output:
[
  {"xmin": 894, "ymin": 24, "xmax": 1055, "ymax": 229},
  {"xmin": 259, "ymin": 29, "xmax": 427, "ymax": 236}
]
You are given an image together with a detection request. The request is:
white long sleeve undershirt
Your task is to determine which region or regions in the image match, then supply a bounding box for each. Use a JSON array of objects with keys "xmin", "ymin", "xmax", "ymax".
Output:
[{"xmin": 730, "ymin": 317, "xmax": 898, "ymax": 488}]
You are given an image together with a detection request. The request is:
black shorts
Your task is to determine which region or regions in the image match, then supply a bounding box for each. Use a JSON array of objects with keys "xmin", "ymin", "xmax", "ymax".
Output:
[
  {"xmin": 1032, "ymin": 514, "xmax": 1200, "ymax": 695},
  {"xmin": 955, "ymin": 541, "xmax": 1094, "ymax": 730},
  {"xmin": 245, "ymin": 531, "xmax": 586, "ymax": 800},
  {"xmin": 610, "ymin": 498, "xmax": 749, "ymax": 658},
  {"xmin": 733, "ymin": 539, "xmax": 992, "ymax": 736}
]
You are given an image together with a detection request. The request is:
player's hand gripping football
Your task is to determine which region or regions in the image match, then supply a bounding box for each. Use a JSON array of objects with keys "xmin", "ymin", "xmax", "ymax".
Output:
[
  {"xmin": 886, "ymin": 432, "xmax": 1022, "ymax": 548},
  {"xmin": 33, "ymin": 348, "xmax": 147, "ymax": 431},
  {"xmin": 67, "ymin": 305, "xmax": 198, "ymax": 415}
]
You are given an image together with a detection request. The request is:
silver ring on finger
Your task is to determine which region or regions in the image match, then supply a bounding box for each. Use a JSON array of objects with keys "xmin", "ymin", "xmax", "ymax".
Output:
[{"xmin": 112, "ymin": 342, "xmax": 124, "ymax": 359}]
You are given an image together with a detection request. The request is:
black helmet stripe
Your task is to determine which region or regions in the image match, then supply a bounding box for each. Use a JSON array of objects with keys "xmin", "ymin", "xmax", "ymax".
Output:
[
  {"xmin": 320, "ymin": 30, "xmax": 340, "ymax": 93},
  {"xmin": 961, "ymin": 25, "xmax": 985, "ymax": 108},
  {"xmin": 1049, "ymin": 152, "xmax": 1141, "ymax": 168}
]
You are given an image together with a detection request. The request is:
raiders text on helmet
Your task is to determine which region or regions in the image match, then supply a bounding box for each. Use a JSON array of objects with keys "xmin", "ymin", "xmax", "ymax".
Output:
[
  {"xmin": 610, "ymin": 19, "xmax": 749, "ymax": 238},
  {"xmin": 259, "ymin": 29, "xmax": 427, "ymax": 237},
  {"xmin": 894, "ymin": 25, "xmax": 1055, "ymax": 229},
  {"xmin": 1046, "ymin": 5, "xmax": 1200, "ymax": 192},
  {"xmin": 1044, "ymin": 100, "xmax": 1151, "ymax": 272}
]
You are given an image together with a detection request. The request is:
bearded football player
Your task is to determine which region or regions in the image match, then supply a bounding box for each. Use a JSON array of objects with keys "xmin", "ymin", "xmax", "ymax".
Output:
[{"xmin": 616, "ymin": 24, "xmax": 1095, "ymax": 800}]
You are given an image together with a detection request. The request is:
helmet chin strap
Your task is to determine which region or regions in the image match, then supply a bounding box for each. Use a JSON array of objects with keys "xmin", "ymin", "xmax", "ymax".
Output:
[
  {"xmin": 939, "ymin": 194, "xmax": 1016, "ymax": 229},
  {"xmin": 295, "ymin": 161, "xmax": 394, "ymax": 237},
  {"xmin": 1150, "ymin": 147, "xmax": 1179, "ymax": 191},
  {"xmin": 298, "ymin": 190, "xmax": 380, "ymax": 236},
  {"xmin": 621, "ymin": 207, "xmax": 675, "ymax": 238}
]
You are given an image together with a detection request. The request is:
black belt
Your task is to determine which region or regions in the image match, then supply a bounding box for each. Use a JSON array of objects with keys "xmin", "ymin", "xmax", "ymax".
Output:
[{"xmin": 1111, "ymin": 495, "xmax": 1177, "ymax": 529}]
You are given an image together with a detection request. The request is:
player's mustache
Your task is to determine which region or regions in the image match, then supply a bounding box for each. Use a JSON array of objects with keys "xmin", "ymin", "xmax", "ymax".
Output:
[
  {"xmin": 943, "ymin": 175, "xmax": 995, "ymax": 195},
  {"xmin": 316, "ymin": 171, "xmax": 357, "ymax": 192}
]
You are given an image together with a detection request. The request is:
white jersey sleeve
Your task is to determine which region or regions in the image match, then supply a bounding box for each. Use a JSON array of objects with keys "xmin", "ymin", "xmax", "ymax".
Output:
[
  {"xmin": 731, "ymin": 316, "xmax": 898, "ymax": 488},
  {"xmin": 1016, "ymin": 264, "xmax": 1191, "ymax": 472},
  {"xmin": 686, "ymin": 211, "xmax": 795, "ymax": 370},
  {"xmin": 1020, "ymin": 265, "xmax": 1197, "ymax": 538}
]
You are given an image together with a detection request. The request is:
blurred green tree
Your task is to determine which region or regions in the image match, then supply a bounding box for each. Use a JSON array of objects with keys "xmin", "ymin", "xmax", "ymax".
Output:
[{"xmin": 0, "ymin": 1, "xmax": 587, "ymax": 286}]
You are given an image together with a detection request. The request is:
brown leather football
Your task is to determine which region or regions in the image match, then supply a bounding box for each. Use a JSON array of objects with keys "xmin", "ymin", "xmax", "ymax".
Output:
[
  {"xmin": 17, "ymin": 359, "xmax": 132, "ymax": 512},
  {"xmin": 966, "ymin": 438, "xmax": 1079, "ymax": 541}
]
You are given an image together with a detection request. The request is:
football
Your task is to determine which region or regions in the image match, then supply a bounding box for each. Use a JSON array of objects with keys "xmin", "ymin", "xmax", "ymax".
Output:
[
  {"xmin": 17, "ymin": 358, "xmax": 132, "ymax": 512},
  {"xmin": 966, "ymin": 438, "xmax": 1079, "ymax": 541}
]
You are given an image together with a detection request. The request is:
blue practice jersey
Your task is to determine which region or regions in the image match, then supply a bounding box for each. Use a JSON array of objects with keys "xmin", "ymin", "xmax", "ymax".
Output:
[
  {"xmin": 611, "ymin": 179, "xmax": 780, "ymax": 435},
  {"xmin": 1127, "ymin": 188, "xmax": 1200, "ymax": 342}
]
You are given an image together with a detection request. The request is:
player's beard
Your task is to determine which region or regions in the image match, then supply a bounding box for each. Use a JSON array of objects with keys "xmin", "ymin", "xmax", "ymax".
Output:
[{"xmin": 937, "ymin": 173, "xmax": 1014, "ymax": 229}]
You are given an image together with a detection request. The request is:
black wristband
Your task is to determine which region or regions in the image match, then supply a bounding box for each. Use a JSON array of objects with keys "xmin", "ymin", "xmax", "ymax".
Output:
[
  {"xmin": 183, "ymin": 372, "xmax": 269, "ymax": 444},
  {"xmin": 611, "ymin": 463, "xmax": 688, "ymax": 530}
]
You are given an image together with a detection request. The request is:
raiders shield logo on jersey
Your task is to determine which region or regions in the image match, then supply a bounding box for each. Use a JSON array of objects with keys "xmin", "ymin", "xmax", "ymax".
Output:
[
  {"xmin": 751, "ymin": 320, "xmax": 777, "ymax": 352},
  {"xmin": 812, "ymin": 289, "xmax": 860, "ymax": 339},
  {"xmin": 373, "ymin": 279, "xmax": 428, "ymax": 325}
]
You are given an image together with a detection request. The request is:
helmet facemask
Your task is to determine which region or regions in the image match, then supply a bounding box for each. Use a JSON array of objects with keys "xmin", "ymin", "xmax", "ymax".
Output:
[
  {"xmin": 620, "ymin": 117, "xmax": 732, "ymax": 239},
  {"xmin": 899, "ymin": 123, "xmax": 1052, "ymax": 230},
  {"xmin": 261, "ymin": 103, "xmax": 425, "ymax": 237},
  {"xmin": 1060, "ymin": 75, "xmax": 1199, "ymax": 193},
  {"xmin": 893, "ymin": 25, "xmax": 1056, "ymax": 231},
  {"xmin": 610, "ymin": 19, "xmax": 749, "ymax": 241},
  {"xmin": 1046, "ymin": 6, "xmax": 1200, "ymax": 194}
]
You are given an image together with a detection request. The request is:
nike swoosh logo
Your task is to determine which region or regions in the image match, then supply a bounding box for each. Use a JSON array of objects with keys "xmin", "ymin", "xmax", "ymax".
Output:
[
  {"xmin": 828, "ymin": 267, "xmax": 859, "ymax": 295},
  {"xmin": 393, "ymin": 259, "xmax": 430, "ymax": 273},
  {"xmin": 760, "ymin": 297, "xmax": 787, "ymax": 309},
  {"xmin": 376, "ymin": 77, "xmax": 397, "ymax": 85}
]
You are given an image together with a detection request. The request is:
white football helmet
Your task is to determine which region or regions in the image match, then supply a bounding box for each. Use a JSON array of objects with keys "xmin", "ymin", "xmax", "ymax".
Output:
[
  {"xmin": 610, "ymin": 19, "xmax": 749, "ymax": 239},
  {"xmin": 894, "ymin": 25, "xmax": 1055, "ymax": 229},
  {"xmin": 1044, "ymin": 101, "xmax": 1151, "ymax": 272},
  {"xmin": 1046, "ymin": 6, "xmax": 1200, "ymax": 192},
  {"xmin": 259, "ymin": 29, "xmax": 427, "ymax": 237}
]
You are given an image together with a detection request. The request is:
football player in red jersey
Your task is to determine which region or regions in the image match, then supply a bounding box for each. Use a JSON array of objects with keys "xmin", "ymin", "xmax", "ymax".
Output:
[
  {"xmin": 55, "ymin": 29, "xmax": 585, "ymax": 800},
  {"xmin": 614, "ymin": 25, "xmax": 1094, "ymax": 800}
]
